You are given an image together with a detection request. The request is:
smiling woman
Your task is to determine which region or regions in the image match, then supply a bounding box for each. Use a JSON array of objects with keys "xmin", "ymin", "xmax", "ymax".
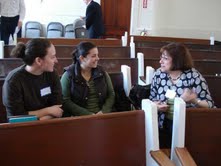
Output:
[
  {"xmin": 2, "ymin": 38, "xmax": 63, "ymax": 120},
  {"xmin": 60, "ymin": 41, "xmax": 115, "ymax": 117},
  {"xmin": 149, "ymin": 42, "xmax": 215, "ymax": 148}
]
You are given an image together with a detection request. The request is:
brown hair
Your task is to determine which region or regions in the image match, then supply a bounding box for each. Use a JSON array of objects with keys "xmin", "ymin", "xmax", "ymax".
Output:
[
  {"xmin": 10, "ymin": 38, "xmax": 52, "ymax": 65},
  {"xmin": 160, "ymin": 42, "xmax": 194, "ymax": 71}
]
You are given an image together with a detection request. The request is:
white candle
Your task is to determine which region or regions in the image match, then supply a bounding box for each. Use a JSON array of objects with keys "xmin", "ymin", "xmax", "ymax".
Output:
[
  {"xmin": 130, "ymin": 42, "xmax": 135, "ymax": 58},
  {"xmin": 124, "ymin": 31, "xmax": 128, "ymax": 46},
  {"xmin": 121, "ymin": 36, "xmax": 126, "ymax": 47}
]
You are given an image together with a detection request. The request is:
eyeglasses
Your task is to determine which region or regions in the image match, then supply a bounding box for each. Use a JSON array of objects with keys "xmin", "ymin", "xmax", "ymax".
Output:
[{"xmin": 160, "ymin": 54, "xmax": 170, "ymax": 61}]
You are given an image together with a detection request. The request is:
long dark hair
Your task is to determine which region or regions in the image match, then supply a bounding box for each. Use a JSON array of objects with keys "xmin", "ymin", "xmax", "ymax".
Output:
[
  {"xmin": 10, "ymin": 38, "xmax": 52, "ymax": 65},
  {"xmin": 72, "ymin": 42, "xmax": 97, "ymax": 64}
]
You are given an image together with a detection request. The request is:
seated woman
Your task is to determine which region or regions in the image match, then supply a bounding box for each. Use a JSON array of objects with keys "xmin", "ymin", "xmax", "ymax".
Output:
[
  {"xmin": 149, "ymin": 42, "xmax": 215, "ymax": 147},
  {"xmin": 60, "ymin": 41, "xmax": 115, "ymax": 116},
  {"xmin": 3, "ymin": 38, "xmax": 63, "ymax": 120}
]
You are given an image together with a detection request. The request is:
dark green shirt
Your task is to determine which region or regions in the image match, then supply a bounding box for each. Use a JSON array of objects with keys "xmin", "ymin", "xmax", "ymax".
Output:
[{"xmin": 3, "ymin": 65, "xmax": 62, "ymax": 116}]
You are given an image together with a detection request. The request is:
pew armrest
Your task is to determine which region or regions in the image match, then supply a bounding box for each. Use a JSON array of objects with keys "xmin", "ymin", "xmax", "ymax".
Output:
[
  {"xmin": 175, "ymin": 147, "xmax": 197, "ymax": 166},
  {"xmin": 150, "ymin": 150, "xmax": 176, "ymax": 166}
]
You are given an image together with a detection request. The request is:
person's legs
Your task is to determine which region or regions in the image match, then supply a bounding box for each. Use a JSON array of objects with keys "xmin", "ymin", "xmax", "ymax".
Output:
[
  {"xmin": 17, "ymin": 16, "xmax": 22, "ymax": 38},
  {"xmin": 1, "ymin": 16, "xmax": 19, "ymax": 45},
  {"xmin": 1, "ymin": 17, "xmax": 10, "ymax": 45},
  {"xmin": 8, "ymin": 16, "xmax": 19, "ymax": 40}
]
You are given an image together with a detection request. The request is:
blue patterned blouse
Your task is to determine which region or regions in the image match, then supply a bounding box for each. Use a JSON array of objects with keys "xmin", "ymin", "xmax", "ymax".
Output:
[{"xmin": 149, "ymin": 68, "xmax": 215, "ymax": 108}]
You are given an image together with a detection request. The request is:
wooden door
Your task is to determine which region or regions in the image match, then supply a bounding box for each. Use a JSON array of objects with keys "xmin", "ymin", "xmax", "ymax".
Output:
[{"xmin": 101, "ymin": 0, "xmax": 132, "ymax": 38}]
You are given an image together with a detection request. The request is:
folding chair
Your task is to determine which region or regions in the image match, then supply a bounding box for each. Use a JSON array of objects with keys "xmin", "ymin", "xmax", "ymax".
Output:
[
  {"xmin": 47, "ymin": 22, "xmax": 64, "ymax": 38},
  {"xmin": 74, "ymin": 27, "xmax": 88, "ymax": 38},
  {"xmin": 64, "ymin": 24, "xmax": 74, "ymax": 38},
  {"xmin": 25, "ymin": 21, "xmax": 42, "ymax": 38}
]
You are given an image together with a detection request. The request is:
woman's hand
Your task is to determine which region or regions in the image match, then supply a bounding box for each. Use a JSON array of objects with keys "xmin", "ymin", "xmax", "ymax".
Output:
[
  {"xmin": 47, "ymin": 105, "xmax": 63, "ymax": 118},
  {"xmin": 154, "ymin": 101, "xmax": 169, "ymax": 112},
  {"xmin": 181, "ymin": 88, "xmax": 197, "ymax": 104}
]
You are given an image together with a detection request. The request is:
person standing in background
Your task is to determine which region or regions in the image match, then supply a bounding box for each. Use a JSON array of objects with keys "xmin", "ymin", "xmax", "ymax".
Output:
[
  {"xmin": 0, "ymin": 0, "xmax": 26, "ymax": 45},
  {"xmin": 82, "ymin": 0, "xmax": 104, "ymax": 38}
]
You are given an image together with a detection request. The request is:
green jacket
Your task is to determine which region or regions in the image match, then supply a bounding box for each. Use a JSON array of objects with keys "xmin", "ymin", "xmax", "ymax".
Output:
[{"xmin": 60, "ymin": 64, "xmax": 115, "ymax": 116}]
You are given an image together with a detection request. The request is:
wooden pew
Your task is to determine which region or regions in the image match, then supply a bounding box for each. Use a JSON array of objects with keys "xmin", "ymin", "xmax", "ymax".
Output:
[
  {"xmin": 133, "ymin": 36, "xmax": 221, "ymax": 50},
  {"xmin": 133, "ymin": 36, "xmax": 210, "ymax": 46},
  {"xmin": 144, "ymin": 58, "xmax": 221, "ymax": 76},
  {"xmin": 203, "ymin": 75, "xmax": 221, "ymax": 108},
  {"xmin": 175, "ymin": 147, "xmax": 197, "ymax": 166},
  {"xmin": 52, "ymin": 58, "xmax": 138, "ymax": 85},
  {"xmin": 136, "ymin": 46, "xmax": 221, "ymax": 61},
  {"xmin": 4, "ymin": 44, "xmax": 221, "ymax": 61},
  {"xmin": 18, "ymin": 38, "xmax": 122, "ymax": 46},
  {"xmin": 150, "ymin": 150, "xmax": 176, "ymax": 166},
  {"xmin": 184, "ymin": 108, "xmax": 221, "ymax": 166},
  {"xmin": 4, "ymin": 56, "xmax": 221, "ymax": 88},
  {"xmin": 0, "ymin": 58, "xmax": 138, "ymax": 84},
  {"xmin": 4, "ymin": 45, "xmax": 131, "ymax": 58},
  {"xmin": 0, "ymin": 72, "xmax": 132, "ymax": 123},
  {"xmin": 0, "ymin": 111, "xmax": 146, "ymax": 165},
  {"xmin": 1, "ymin": 58, "xmax": 221, "ymax": 107},
  {"xmin": 0, "ymin": 78, "xmax": 6, "ymax": 123}
]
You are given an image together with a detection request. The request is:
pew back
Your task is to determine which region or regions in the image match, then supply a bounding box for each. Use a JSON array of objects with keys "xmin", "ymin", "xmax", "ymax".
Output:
[
  {"xmin": 4, "ymin": 45, "xmax": 131, "ymax": 58},
  {"xmin": 185, "ymin": 108, "xmax": 221, "ymax": 166},
  {"xmin": 18, "ymin": 38, "xmax": 122, "ymax": 46},
  {"xmin": 0, "ymin": 111, "xmax": 146, "ymax": 166}
]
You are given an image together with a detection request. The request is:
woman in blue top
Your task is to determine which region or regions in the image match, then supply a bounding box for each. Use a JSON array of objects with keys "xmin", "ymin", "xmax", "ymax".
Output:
[
  {"xmin": 149, "ymin": 42, "xmax": 215, "ymax": 148},
  {"xmin": 150, "ymin": 42, "xmax": 215, "ymax": 110}
]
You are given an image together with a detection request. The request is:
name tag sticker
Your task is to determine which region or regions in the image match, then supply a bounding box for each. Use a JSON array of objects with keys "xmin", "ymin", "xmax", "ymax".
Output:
[
  {"xmin": 40, "ymin": 87, "xmax": 51, "ymax": 97},
  {"xmin": 165, "ymin": 89, "xmax": 176, "ymax": 99}
]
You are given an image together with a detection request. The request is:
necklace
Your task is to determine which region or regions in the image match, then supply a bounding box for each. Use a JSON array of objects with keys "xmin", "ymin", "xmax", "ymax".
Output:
[{"xmin": 168, "ymin": 74, "xmax": 181, "ymax": 81}]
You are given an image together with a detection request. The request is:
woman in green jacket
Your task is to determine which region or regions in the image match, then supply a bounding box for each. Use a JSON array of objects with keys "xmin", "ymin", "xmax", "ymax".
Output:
[{"xmin": 60, "ymin": 42, "xmax": 115, "ymax": 116}]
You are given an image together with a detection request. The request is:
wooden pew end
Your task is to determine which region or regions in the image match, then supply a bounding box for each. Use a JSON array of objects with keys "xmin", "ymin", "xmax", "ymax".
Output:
[
  {"xmin": 175, "ymin": 147, "xmax": 197, "ymax": 166},
  {"xmin": 150, "ymin": 150, "xmax": 176, "ymax": 166}
]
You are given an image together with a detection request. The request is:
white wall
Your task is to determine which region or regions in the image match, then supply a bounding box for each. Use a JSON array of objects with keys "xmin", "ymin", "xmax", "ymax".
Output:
[
  {"xmin": 23, "ymin": 0, "xmax": 100, "ymax": 36},
  {"xmin": 24, "ymin": 0, "xmax": 221, "ymax": 40},
  {"xmin": 131, "ymin": 0, "xmax": 221, "ymax": 40}
]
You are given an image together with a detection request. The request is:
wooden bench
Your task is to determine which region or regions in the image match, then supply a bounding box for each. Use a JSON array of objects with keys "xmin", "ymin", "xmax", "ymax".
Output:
[
  {"xmin": 6, "ymin": 41, "xmax": 221, "ymax": 60},
  {"xmin": 1, "ymin": 57, "xmax": 221, "ymax": 107},
  {"xmin": 0, "ymin": 72, "xmax": 132, "ymax": 123},
  {"xmin": 133, "ymin": 35, "xmax": 221, "ymax": 50},
  {"xmin": 0, "ymin": 111, "xmax": 146, "ymax": 165},
  {"xmin": 4, "ymin": 45, "xmax": 131, "ymax": 58},
  {"xmin": 133, "ymin": 35, "xmax": 210, "ymax": 45},
  {"xmin": 150, "ymin": 150, "xmax": 176, "ymax": 166},
  {"xmin": 18, "ymin": 38, "xmax": 122, "ymax": 46},
  {"xmin": 143, "ymin": 58, "xmax": 221, "ymax": 76},
  {"xmin": 184, "ymin": 108, "xmax": 221, "ymax": 166},
  {"xmin": 171, "ymin": 104, "xmax": 221, "ymax": 166},
  {"xmin": 175, "ymin": 147, "xmax": 197, "ymax": 166},
  {"xmin": 136, "ymin": 46, "xmax": 221, "ymax": 61},
  {"xmin": 0, "ymin": 99, "xmax": 161, "ymax": 166},
  {"xmin": 0, "ymin": 58, "xmax": 138, "ymax": 85}
]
